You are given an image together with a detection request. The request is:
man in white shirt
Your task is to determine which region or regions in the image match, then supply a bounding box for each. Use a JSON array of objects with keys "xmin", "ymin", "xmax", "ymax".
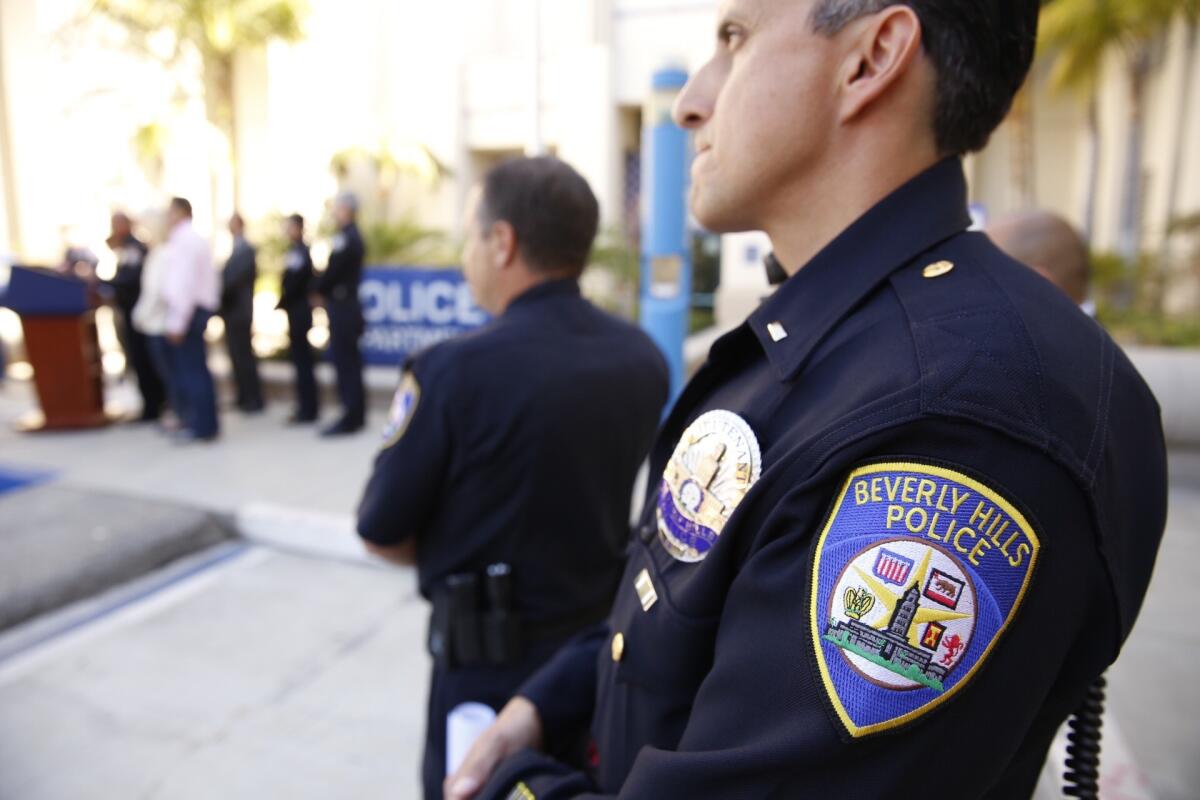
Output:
[{"xmin": 159, "ymin": 196, "xmax": 220, "ymax": 441}]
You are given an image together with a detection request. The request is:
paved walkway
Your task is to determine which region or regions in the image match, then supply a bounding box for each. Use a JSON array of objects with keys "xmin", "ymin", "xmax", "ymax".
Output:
[{"xmin": 0, "ymin": 376, "xmax": 1196, "ymax": 799}]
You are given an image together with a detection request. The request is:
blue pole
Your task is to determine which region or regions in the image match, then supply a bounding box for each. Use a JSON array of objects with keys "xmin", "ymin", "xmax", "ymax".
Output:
[{"xmin": 640, "ymin": 67, "xmax": 690, "ymax": 404}]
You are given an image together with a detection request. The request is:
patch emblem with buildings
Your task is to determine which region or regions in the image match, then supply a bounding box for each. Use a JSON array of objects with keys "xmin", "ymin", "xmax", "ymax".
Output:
[
  {"xmin": 381, "ymin": 372, "xmax": 420, "ymax": 448},
  {"xmin": 657, "ymin": 410, "xmax": 762, "ymax": 562},
  {"xmin": 809, "ymin": 461, "xmax": 1040, "ymax": 737}
]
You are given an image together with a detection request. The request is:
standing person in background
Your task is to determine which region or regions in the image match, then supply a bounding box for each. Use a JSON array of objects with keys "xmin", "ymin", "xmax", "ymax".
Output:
[
  {"xmin": 987, "ymin": 210, "xmax": 1094, "ymax": 314},
  {"xmin": 220, "ymin": 213, "xmax": 265, "ymax": 413},
  {"xmin": 133, "ymin": 209, "xmax": 183, "ymax": 429},
  {"xmin": 279, "ymin": 213, "xmax": 319, "ymax": 424},
  {"xmin": 159, "ymin": 197, "xmax": 220, "ymax": 442},
  {"xmin": 312, "ymin": 192, "xmax": 366, "ymax": 436},
  {"xmin": 356, "ymin": 156, "xmax": 668, "ymax": 800},
  {"xmin": 105, "ymin": 212, "xmax": 165, "ymax": 422}
]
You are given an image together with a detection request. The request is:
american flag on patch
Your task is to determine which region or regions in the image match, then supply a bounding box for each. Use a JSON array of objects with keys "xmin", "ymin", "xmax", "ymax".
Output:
[{"xmin": 873, "ymin": 548, "xmax": 914, "ymax": 586}]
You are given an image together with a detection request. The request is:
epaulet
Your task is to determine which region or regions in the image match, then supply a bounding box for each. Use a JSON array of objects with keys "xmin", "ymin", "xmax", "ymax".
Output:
[{"xmin": 888, "ymin": 237, "xmax": 1050, "ymax": 452}]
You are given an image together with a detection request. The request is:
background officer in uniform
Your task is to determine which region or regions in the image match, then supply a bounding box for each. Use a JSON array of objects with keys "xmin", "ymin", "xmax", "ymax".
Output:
[
  {"xmin": 312, "ymin": 192, "xmax": 366, "ymax": 436},
  {"xmin": 220, "ymin": 213, "xmax": 264, "ymax": 413},
  {"xmin": 447, "ymin": 3, "xmax": 1168, "ymax": 799},
  {"xmin": 105, "ymin": 211, "xmax": 165, "ymax": 422},
  {"xmin": 278, "ymin": 213, "xmax": 319, "ymax": 424},
  {"xmin": 356, "ymin": 156, "xmax": 668, "ymax": 800}
]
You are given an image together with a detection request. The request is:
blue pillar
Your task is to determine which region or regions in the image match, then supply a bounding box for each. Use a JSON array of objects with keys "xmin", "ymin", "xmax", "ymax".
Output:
[{"xmin": 640, "ymin": 66, "xmax": 690, "ymax": 403}]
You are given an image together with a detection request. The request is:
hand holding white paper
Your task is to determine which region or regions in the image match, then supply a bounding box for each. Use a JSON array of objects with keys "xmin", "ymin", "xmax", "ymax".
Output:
[{"xmin": 446, "ymin": 702, "xmax": 498, "ymax": 777}]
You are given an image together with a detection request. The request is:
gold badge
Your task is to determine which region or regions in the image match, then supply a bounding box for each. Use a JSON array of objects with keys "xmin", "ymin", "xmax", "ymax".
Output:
[{"xmin": 656, "ymin": 410, "xmax": 762, "ymax": 562}]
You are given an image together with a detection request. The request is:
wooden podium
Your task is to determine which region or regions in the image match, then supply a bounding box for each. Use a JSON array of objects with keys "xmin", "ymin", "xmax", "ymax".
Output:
[{"xmin": 3, "ymin": 266, "xmax": 109, "ymax": 431}]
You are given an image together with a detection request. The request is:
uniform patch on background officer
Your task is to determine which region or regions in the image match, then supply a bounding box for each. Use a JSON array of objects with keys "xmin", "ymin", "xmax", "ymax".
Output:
[
  {"xmin": 381, "ymin": 371, "xmax": 420, "ymax": 448},
  {"xmin": 809, "ymin": 461, "xmax": 1040, "ymax": 738},
  {"xmin": 657, "ymin": 410, "xmax": 761, "ymax": 562}
]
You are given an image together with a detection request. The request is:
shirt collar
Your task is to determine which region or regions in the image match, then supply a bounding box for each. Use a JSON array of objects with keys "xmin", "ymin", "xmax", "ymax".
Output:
[
  {"xmin": 505, "ymin": 276, "xmax": 581, "ymax": 314},
  {"xmin": 748, "ymin": 157, "xmax": 972, "ymax": 382}
]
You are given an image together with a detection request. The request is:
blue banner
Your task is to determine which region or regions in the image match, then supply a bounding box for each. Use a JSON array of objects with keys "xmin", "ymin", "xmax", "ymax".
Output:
[{"xmin": 358, "ymin": 267, "xmax": 488, "ymax": 366}]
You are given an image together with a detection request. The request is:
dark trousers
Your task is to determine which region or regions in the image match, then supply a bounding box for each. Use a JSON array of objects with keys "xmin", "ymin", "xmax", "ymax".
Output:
[
  {"xmin": 422, "ymin": 638, "xmax": 565, "ymax": 800},
  {"xmin": 116, "ymin": 304, "xmax": 166, "ymax": 419},
  {"xmin": 286, "ymin": 305, "xmax": 319, "ymax": 420},
  {"xmin": 326, "ymin": 301, "xmax": 365, "ymax": 426},
  {"xmin": 223, "ymin": 313, "xmax": 263, "ymax": 411},
  {"xmin": 163, "ymin": 311, "xmax": 219, "ymax": 438}
]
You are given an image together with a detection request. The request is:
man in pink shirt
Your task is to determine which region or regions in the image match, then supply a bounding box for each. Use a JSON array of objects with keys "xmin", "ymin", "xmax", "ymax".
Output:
[{"xmin": 159, "ymin": 196, "xmax": 220, "ymax": 441}]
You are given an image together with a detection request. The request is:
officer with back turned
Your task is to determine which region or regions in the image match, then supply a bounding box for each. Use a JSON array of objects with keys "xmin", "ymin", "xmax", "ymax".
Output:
[
  {"xmin": 356, "ymin": 156, "xmax": 669, "ymax": 800},
  {"xmin": 278, "ymin": 213, "xmax": 319, "ymax": 424},
  {"xmin": 312, "ymin": 192, "xmax": 366, "ymax": 436},
  {"xmin": 447, "ymin": 3, "xmax": 1168, "ymax": 799}
]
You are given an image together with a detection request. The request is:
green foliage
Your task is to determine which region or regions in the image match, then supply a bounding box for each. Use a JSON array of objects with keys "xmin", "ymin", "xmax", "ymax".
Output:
[
  {"xmin": 1039, "ymin": 0, "xmax": 1194, "ymax": 94},
  {"xmin": 89, "ymin": 0, "xmax": 307, "ymax": 61},
  {"xmin": 1092, "ymin": 247, "xmax": 1200, "ymax": 346},
  {"xmin": 361, "ymin": 221, "xmax": 456, "ymax": 266}
]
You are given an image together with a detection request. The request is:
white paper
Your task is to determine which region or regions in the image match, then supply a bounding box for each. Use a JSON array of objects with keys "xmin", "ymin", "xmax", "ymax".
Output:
[{"xmin": 446, "ymin": 701, "xmax": 497, "ymax": 777}]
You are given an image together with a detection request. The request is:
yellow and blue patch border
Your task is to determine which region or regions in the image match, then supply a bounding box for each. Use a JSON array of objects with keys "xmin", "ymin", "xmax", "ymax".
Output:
[{"xmin": 808, "ymin": 460, "xmax": 1041, "ymax": 738}]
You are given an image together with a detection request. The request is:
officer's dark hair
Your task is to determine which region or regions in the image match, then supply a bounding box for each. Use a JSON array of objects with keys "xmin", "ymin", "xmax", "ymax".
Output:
[
  {"xmin": 478, "ymin": 156, "xmax": 599, "ymax": 275},
  {"xmin": 170, "ymin": 197, "xmax": 193, "ymax": 218},
  {"xmin": 809, "ymin": 0, "xmax": 1039, "ymax": 155},
  {"xmin": 287, "ymin": 213, "xmax": 304, "ymax": 230}
]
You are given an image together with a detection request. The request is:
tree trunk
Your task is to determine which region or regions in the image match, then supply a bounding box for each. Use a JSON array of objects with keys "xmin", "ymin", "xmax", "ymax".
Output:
[
  {"xmin": 1165, "ymin": 22, "xmax": 1197, "ymax": 235},
  {"xmin": 0, "ymin": 0, "xmax": 22, "ymax": 256},
  {"xmin": 1010, "ymin": 86, "xmax": 1037, "ymax": 209},
  {"xmin": 202, "ymin": 53, "xmax": 238, "ymax": 226},
  {"xmin": 1117, "ymin": 47, "xmax": 1150, "ymax": 274},
  {"xmin": 1082, "ymin": 90, "xmax": 1100, "ymax": 244}
]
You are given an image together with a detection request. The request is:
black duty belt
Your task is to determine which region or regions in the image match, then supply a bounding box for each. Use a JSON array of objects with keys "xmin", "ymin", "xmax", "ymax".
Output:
[{"xmin": 428, "ymin": 563, "xmax": 609, "ymax": 670}]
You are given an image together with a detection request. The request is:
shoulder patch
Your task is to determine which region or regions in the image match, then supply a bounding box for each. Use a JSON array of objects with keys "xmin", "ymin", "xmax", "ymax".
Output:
[
  {"xmin": 381, "ymin": 372, "xmax": 421, "ymax": 448},
  {"xmin": 809, "ymin": 461, "xmax": 1039, "ymax": 737}
]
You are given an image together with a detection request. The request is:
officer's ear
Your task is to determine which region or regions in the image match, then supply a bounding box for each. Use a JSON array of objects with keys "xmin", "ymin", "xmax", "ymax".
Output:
[
  {"xmin": 488, "ymin": 220, "xmax": 519, "ymax": 270},
  {"xmin": 836, "ymin": 5, "xmax": 924, "ymax": 125}
]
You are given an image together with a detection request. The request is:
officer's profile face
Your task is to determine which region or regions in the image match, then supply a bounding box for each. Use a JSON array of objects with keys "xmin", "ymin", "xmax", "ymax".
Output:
[
  {"xmin": 673, "ymin": 0, "xmax": 843, "ymax": 233},
  {"xmin": 285, "ymin": 220, "xmax": 301, "ymax": 242},
  {"xmin": 462, "ymin": 187, "xmax": 498, "ymax": 313}
]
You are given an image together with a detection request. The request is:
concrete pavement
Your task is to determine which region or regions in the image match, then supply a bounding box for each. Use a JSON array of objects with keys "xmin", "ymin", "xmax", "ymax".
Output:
[{"xmin": 0, "ymin": 375, "xmax": 1197, "ymax": 799}]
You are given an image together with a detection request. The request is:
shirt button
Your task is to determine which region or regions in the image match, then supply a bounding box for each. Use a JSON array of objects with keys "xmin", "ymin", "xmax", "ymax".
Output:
[{"xmin": 611, "ymin": 632, "xmax": 626, "ymax": 663}]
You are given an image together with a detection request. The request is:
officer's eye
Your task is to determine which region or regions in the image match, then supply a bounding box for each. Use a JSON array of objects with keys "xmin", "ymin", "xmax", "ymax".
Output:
[{"xmin": 718, "ymin": 22, "xmax": 746, "ymax": 50}]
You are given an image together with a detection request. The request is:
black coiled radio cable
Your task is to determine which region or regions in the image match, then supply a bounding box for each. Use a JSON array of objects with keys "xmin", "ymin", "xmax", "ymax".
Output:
[{"xmin": 1062, "ymin": 674, "xmax": 1106, "ymax": 798}]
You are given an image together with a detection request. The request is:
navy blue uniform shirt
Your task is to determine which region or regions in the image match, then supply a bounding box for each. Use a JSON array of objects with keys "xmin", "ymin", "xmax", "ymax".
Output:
[
  {"xmin": 482, "ymin": 159, "xmax": 1168, "ymax": 799},
  {"xmin": 357, "ymin": 278, "xmax": 669, "ymax": 627},
  {"xmin": 316, "ymin": 222, "xmax": 365, "ymax": 304}
]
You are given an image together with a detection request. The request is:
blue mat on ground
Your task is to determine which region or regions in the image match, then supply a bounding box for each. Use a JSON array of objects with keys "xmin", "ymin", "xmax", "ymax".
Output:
[{"xmin": 0, "ymin": 466, "xmax": 53, "ymax": 498}]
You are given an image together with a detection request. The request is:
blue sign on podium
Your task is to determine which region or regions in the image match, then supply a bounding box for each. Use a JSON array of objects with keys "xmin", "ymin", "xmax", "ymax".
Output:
[
  {"xmin": 358, "ymin": 267, "xmax": 489, "ymax": 367},
  {"xmin": 1, "ymin": 266, "xmax": 89, "ymax": 316}
]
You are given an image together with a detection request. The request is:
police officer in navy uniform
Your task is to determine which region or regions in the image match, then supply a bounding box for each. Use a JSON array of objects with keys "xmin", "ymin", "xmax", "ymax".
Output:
[
  {"xmin": 106, "ymin": 211, "xmax": 165, "ymax": 421},
  {"xmin": 278, "ymin": 213, "xmax": 319, "ymax": 423},
  {"xmin": 356, "ymin": 156, "xmax": 668, "ymax": 800},
  {"xmin": 220, "ymin": 213, "xmax": 265, "ymax": 413},
  {"xmin": 446, "ymin": 3, "xmax": 1168, "ymax": 799},
  {"xmin": 313, "ymin": 192, "xmax": 366, "ymax": 436}
]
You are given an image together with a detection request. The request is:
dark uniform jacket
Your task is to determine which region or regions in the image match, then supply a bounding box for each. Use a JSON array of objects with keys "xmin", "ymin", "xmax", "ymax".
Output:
[
  {"xmin": 277, "ymin": 241, "xmax": 315, "ymax": 310},
  {"xmin": 480, "ymin": 158, "xmax": 1168, "ymax": 799},
  {"xmin": 107, "ymin": 235, "xmax": 148, "ymax": 313},
  {"xmin": 315, "ymin": 222, "xmax": 365, "ymax": 305},
  {"xmin": 357, "ymin": 279, "xmax": 669, "ymax": 629},
  {"xmin": 221, "ymin": 236, "xmax": 257, "ymax": 322}
]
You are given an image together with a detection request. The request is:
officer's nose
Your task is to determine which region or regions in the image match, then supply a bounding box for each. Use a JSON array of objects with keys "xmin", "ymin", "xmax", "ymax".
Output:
[{"xmin": 672, "ymin": 64, "xmax": 715, "ymax": 131}]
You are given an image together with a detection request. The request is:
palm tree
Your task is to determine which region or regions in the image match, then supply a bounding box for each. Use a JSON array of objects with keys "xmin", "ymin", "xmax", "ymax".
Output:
[
  {"xmin": 89, "ymin": 0, "xmax": 307, "ymax": 214},
  {"xmin": 1039, "ymin": 0, "xmax": 1181, "ymax": 262}
]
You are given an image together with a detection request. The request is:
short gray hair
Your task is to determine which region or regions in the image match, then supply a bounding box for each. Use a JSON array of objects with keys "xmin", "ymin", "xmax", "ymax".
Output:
[
  {"xmin": 334, "ymin": 191, "xmax": 359, "ymax": 213},
  {"xmin": 804, "ymin": 0, "xmax": 1039, "ymax": 156}
]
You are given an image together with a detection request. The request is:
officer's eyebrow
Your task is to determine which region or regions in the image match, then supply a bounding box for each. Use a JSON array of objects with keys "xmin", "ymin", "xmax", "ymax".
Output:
[{"xmin": 715, "ymin": 1, "xmax": 758, "ymax": 44}]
